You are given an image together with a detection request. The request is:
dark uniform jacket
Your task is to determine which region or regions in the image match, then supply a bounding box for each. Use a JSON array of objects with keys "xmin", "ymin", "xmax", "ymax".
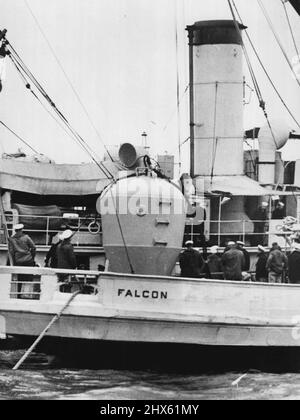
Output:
[
  {"xmin": 45, "ymin": 242, "xmax": 60, "ymax": 268},
  {"xmin": 179, "ymin": 249, "xmax": 204, "ymax": 278},
  {"xmin": 8, "ymin": 232, "xmax": 36, "ymax": 265},
  {"xmin": 207, "ymin": 254, "xmax": 223, "ymax": 278},
  {"xmin": 256, "ymin": 252, "xmax": 268, "ymax": 281},
  {"xmin": 238, "ymin": 247, "xmax": 250, "ymax": 271},
  {"xmin": 266, "ymin": 249, "xmax": 288, "ymax": 274},
  {"xmin": 56, "ymin": 241, "xmax": 77, "ymax": 270},
  {"xmin": 288, "ymin": 250, "xmax": 300, "ymax": 284},
  {"xmin": 222, "ymin": 248, "xmax": 245, "ymax": 281}
]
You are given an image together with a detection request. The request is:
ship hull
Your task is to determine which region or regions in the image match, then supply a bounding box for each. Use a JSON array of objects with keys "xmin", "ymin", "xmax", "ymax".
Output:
[
  {"xmin": 1, "ymin": 267, "xmax": 300, "ymax": 370},
  {"xmin": 1, "ymin": 309, "xmax": 300, "ymax": 348}
]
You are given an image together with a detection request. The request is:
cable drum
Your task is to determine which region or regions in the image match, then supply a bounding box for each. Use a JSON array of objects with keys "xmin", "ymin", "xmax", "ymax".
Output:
[{"xmin": 88, "ymin": 221, "xmax": 101, "ymax": 235}]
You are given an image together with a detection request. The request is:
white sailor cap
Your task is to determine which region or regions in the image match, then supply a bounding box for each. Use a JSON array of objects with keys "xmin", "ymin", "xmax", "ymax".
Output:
[
  {"xmin": 185, "ymin": 240, "xmax": 194, "ymax": 246},
  {"xmin": 210, "ymin": 246, "xmax": 219, "ymax": 254},
  {"xmin": 237, "ymin": 241, "xmax": 245, "ymax": 246},
  {"xmin": 14, "ymin": 224, "xmax": 24, "ymax": 231},
  {"xmin": 258, "ymin": 245, "xmax": 267, "ymax": 252},
  {"xmin": 227, "ymin": 241, "xmax": 236, "ymax": 246},
  {"xmin": 60, "ymin": 229, "xmax": 73, "ymax": 240}
]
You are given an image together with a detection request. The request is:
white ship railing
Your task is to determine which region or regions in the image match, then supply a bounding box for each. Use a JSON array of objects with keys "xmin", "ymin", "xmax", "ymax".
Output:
[
  {"xmin": 2, "ymin": 267, "xmax": 101, "ymax": 301},
  {"xmin": 0, "ymin": 213, "xmax": 293, "ymax": 248},
  {"xmin": 0, "ymin": 214, "xmax": 102, "ymax": 246}
]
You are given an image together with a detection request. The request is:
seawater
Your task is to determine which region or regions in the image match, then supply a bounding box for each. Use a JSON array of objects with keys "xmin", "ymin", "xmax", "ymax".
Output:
[{"xmin": 0, "ymin": 351, "xmax": 300, "ymax": 400}]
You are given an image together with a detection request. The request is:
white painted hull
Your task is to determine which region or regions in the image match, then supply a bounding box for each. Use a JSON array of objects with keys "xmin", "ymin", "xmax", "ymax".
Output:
[{"xmin": 0, "ymin": 267, "xmax": 300, "ymax": 348}]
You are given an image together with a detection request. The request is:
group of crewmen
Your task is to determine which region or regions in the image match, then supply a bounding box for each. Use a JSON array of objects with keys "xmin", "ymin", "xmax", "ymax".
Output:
[
  {"xmin": 179, "ymin": 240, "xmax": 250, "ymax": 281},
  {"xmin": 8, "ymin": 223, "xmax": 77, "ymax": 271},
  {"xmin": 7, "ymin": 222, "xmax": 300, "ymax": 285},
  {"xmin": 179, "ymin": 239, "xmax": 300, "ymax": 284}
]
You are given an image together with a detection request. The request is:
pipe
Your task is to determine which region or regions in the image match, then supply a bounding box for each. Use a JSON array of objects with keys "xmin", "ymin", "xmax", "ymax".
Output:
[{"xmin": 258, "ymin": 120, "xmax": 291, "ymax": 186}]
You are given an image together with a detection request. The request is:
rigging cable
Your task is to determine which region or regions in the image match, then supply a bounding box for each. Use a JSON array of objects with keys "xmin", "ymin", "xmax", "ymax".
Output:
[
  {"xmin": 282, "ymin": 0, "xmax": 300, "ymax": 61},
  {"xmin": 257, "ymin": 0, "xmax": 300, "ymax": 90},
  {"xmin": 7, "ymin": 44, "xmax": 114, "ymax": 180},
  {"xmin": 162, "ymin": 84, "xmax": 189, "ymax": 132},
  {"xmin": 232, "ymin": 0, "xmax": 300, "ymax": 130},
  {"xmin": 8, "ymin": 53, "xmax": 88, "ymax": 150},
  {"xmin": 174, "ymin": 0, "xmax": 182, "ymax": 173},
  {"xmin": 23, "ymin": 0, "xmax": 115, "ymax": 163},
  {"xmin": 228, "ymin": 0, "xmax": 286, "ymax": 190},
  {"xmin": 9, "ymin": 44, "xmax": 135, "ymax": 273},
  {"xmin": 5, "ymin": 25, "xmax": 135, "ymax": 273},
  {"xmin": 0, "ymin": 120, "xmax": 39, "ymax": 154},
  {"xmin": 210, "ymin": 82, "xmax": 219, "ymax": 183}
]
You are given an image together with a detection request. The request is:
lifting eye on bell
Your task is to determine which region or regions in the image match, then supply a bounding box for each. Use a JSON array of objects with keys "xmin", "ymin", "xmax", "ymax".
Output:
[{"xmin": 136, "ymin": 206, "xmax": 147, "ymax": 217}]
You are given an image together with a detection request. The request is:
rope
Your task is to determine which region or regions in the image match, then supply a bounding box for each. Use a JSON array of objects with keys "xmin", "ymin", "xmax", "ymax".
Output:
[
  {"xmin": 174, "ymin": 0, "xmax": 182, "ymax": 173},
  {"xmin": 282, "ymin": 0, "xmax": 300, "ymax": 60},
  {"xmin": 0, "ymin": 121, "xmax": 39, "ymax": 154},
  {"xmin": 257, "ymin": 0, "xmax": 300, "ymax": 90},
  {"xmin": 228, "ymin": 0, "xmax": 286, "ymax": 190},
  {"xmin": 232, "ymin": 0, "xmax": 300, "ymax": 130},
  {"xmin": 23, "ymin": 0, "xmax": 115, "ymax": 163},
  {"xmin": 163, "ymin": 84, "xmax": 189, "ymax": 132},
  {"xmin": 8, "ymin": 45, "xmax": 114, "ymax": 180},
  {"xmin": 8, "ymin": 54, "xmax": 86, "ymax": 148},
  {"xmin": 210, "ymin": 82, "xmax": 219, "ymax": 183},
  {"xmin": 12, "ymin": 290, "xmax": 81, "ymax": 370},
  {"xmin": 109, "ymin": 186, "xmax": 135, "ymax": 275},
  {"xmin": 4, "ymin": 20, "xmax": 136, "ymax": 273}
]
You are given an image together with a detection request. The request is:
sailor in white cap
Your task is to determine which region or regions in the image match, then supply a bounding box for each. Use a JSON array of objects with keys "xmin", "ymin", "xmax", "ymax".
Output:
[
  {"xmin": 56, "ymin": 229, "xmax": 77, "ymax": 273},
  {"xmin": 13, "ymin": 223, "xmax": 24, "ymax": 231},
  {"xmin": 222, "ymin": 241, "xmax": 245, "ymax": 281},
  {"xmin": 179, "ymin": 240, "xmax": 205, "ymax": 278},
  {"xmin": 8, "ymin": 223, "xmax": 36, "ymax": 267},
  {"xmin": 185, "ymin": 240, "xmax": 194, "ymax": 247},
  {"xmin": 45, "ymin": 232, "xmax": 65, "ymax": 268},
  {"xmin": 255, "ymin": 245, "xmax": 268, "ymax": 283},
  {"xmin": 236, "ymin": 241, "xmax": 250, "ymax": 271},
  {"xmin": 227, "ymin": 241, "xmax": 236, "ymax": 247},
  {"xmin": 272, "ymin": 201, "xmax": 285, "ymax": 220},
  {"xmin": 60, "ymin": 229, "xmax": 73, "ymax": 241},
  {"xmin": 207, "ymin": 246, "xmax": 222, "ymax": 279}
]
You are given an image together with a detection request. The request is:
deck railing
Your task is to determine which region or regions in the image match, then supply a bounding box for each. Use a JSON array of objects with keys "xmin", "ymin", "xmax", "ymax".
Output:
[
  {"xmin": 0, "ymin": 213, "xmax": 291, "ymax": 248},
  {"xmin": 0, "ymin": 214, "xmax": 102, "ymax": 246},
  {"xmin": 184, "ymin": 218, "xmax": 290, "ymax": 247},
  {"xmin": 4, "ymin": 267, "xmax": 101, "ymax": 300}
]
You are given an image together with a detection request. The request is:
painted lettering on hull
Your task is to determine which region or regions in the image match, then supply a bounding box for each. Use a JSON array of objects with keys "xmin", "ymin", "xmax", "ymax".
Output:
[{"xmin": 118, "ymin": 289, "xmax": 168, "ymax": 300}]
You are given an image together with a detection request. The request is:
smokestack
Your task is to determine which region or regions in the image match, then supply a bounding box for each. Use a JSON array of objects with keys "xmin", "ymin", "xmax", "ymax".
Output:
[{"xmin": 186, "ymin": 20, "xmax": 246, "ymax": 177}]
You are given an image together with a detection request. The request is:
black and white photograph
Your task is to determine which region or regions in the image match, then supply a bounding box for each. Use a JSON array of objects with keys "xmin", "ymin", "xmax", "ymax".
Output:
[{"xmin": 0, "ymin": 0, "xmax": 300, "ymax": 402}]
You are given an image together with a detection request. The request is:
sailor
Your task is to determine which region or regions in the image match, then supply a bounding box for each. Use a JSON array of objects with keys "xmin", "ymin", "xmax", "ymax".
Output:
[
  {"xmin": 255, "ymin": 245, "xmax": 268, "ymax": 282},
  {"xmin": 8, "ymin": 224, "xmax": 36, "ymax": 267},
  {"xmin": 45, "ymin": 232, "xmax": 63, "ymax": 268},
  {"xmin": 221, "ymin": 241, "xmax": 245, "ymax": 281},
  {"xmin": 56, "ymin": 230, "xmax": 77, "ymax": 271},
  {"xmin": 266, "ymin": 243, "xmax": 288, "ymax": 284},
  {"xmin": 207, "ymin": 246, "xmax": 223, "ymax": 279},
  {"xmin": 236, "ymin": 241, "xmax": 250, "ymax": 271},
  {"xmin": 252, "ymin": 201, "xmax": 269, "ymax": 246},
  {"xmin": 179, "ymin": 240, "xmax": 205, "ymax": 278},
  {"xmin": 272, "ymin": 201, "xmax": 285, "ymax": 220},
  {"xmin": 288, "ymin": 243, "xmax": 300, "ymax": 284}
]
